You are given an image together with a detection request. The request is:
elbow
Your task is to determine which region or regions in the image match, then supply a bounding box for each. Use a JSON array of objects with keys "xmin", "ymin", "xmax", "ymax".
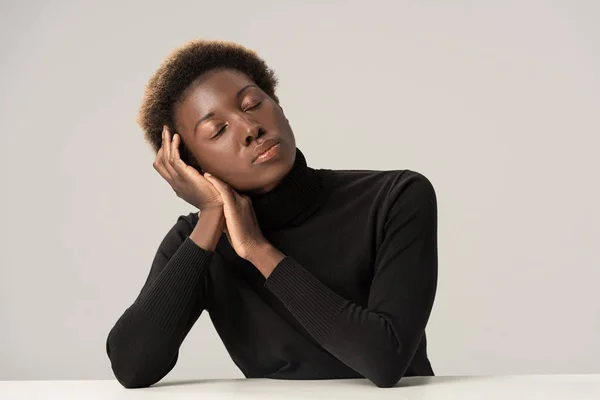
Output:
[
  {"xmin": 115, "ymin": 373, "xmax": 153, "ymax": 389},
  {"xmin": 364, "ymin": 355, "xmax": 409, "ymax": 388},
  {"xmin": 106, "ymin": 335, "xmax": 165, "ymax": 389},
  {"xmin": 107, "ymin": 357, "xmax": 165, "ymax": 389},
  {"xmin": 108, "ymin": 351, "xmax": 160, "ymax": 389},
  {"xmin": 369, "ymin": 370, "xmax": 403, "ymax": 388},
  {"xmin": 107, "ymin": 345, "xmax": 154, "ymax": 389}
]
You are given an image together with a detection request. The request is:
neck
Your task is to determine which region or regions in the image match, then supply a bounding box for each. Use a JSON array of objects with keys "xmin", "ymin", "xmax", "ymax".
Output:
[{"xmin": 246, "ymin": 147, "xmax": 330, "ymax": 231}]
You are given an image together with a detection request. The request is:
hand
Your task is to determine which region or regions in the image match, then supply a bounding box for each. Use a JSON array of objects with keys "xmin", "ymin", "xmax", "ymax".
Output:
[
  {"xmin": 203, "ymin": 173, "xmax": 266, "ymax": 260},
  {"xmin": 153, "ymin": 126, "xmax": 224, "ymax": 211}
]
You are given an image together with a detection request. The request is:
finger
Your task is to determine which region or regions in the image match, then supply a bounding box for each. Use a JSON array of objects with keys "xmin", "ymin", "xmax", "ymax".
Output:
[
  {"xmin": 230, "ymin": 188, "xmax": 247, "ymax": 205},
  {"xmin": 169, "ymin": 132, "xmax": 179, "ymax": 162},
  {"xmin": 204, "ymin": 174, "xmax": 235, "ymax": 205},
  {"xmin": 171, "ymin": 133, "xmax": 183, "ymax": 163},
  {"xmin": 162, "ymin": 126, "xmax": 179, "ymax": 179},
  {"xmin": 163, "ymin": 126, "xmax": 171, "ymax": 160},
  {"xmin": 153, "ymin": 147, "xmax": 172, "ymax": 182},
  {"xmin": 160, "ymin": 126, "xmax": 170, "ymax": 171},
  {"xmin": 154, "ymin": 146, "xmax": 163, "ymax": 169},
  {"xmin": 232, "ymin": 192, "xmax": 251, "ymax": 208},
  {"xmin": 204, "ymin": 174, "xmax": 231, "ymax": 201},
  {"xmin": 169, "ymin": 133, "xmax": 188, "ymax": 175},
  {"xmin": 240, "ymin": 193, "xmax": 251, "ymax": 203}
]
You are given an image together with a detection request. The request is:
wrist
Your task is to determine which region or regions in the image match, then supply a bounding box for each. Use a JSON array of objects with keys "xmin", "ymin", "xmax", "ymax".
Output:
[
  {"xmin": 191, "ymin": 208, "xmax": 225, "ymax": 251},
  {"xmin": 198, "ymin": 205, "xmax": 224, "ymax": 215},
  {"xmin": 247, "ymin": 241, "xmax": 285, "ymax": 279}
]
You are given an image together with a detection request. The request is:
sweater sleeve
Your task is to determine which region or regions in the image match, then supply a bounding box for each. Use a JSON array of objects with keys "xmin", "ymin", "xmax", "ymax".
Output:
[
  {"xmin": 264, "ymin": 172, "xmax": 438, "ymax": 388},
  {"xmin": 106, "ymin": 215, "xmax": 215, "ymax": 388}
]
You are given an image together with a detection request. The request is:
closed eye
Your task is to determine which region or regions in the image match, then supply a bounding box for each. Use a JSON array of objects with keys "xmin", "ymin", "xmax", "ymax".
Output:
[
  {"xmin": 213, "ymin": 124, "xmax": 227, "ymax": 139},
  {"xmin": 212, "ymin": 101, "xmax": 261, "ymax": 139},
  {"xmin": 245, "ymin": 101, "xmax": 262, "ymax": 111}
]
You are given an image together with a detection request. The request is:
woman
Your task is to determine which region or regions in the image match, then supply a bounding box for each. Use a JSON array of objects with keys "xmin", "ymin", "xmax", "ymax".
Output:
[{"xmin": 106, "ymin": 39, "xmax": 438, "ymax": 389}]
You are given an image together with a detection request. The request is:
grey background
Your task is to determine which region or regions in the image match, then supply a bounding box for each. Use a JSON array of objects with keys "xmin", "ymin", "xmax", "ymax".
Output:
[{"xmin": 1, "ymin": 0, "xmax": 599, "ymax": 380}]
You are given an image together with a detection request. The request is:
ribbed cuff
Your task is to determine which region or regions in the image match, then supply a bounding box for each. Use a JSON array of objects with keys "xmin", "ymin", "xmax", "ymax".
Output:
[
  {"xmin": 138, "ymin": 237, "xmax": 213, "ymax": 331},
  {"xmin": 264, "ymin": 257, "xmax": 348, "ymax": 344}
]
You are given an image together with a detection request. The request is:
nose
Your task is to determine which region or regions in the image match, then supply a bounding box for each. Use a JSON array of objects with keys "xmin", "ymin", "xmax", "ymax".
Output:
[{"xmin": 237, "ymin": 113, "xmax": 264, "ymax": 144}]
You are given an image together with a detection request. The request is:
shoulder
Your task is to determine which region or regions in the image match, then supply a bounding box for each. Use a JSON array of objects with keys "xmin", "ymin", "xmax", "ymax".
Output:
[
  {"xmin": 157, "ymin": 212, "xmax": 198, "ymax": 251},
  {"xmin": 176, "ymin": 211, "xmax": 199, "ymax": 230},
  {"xmin": 384, "ymin": 170, "xmax": 437, "ymax": 227},
  {"xmin": 388, "ymin": 170, "xmax": 437, "ymax": 202},
  {"xmin": 326, "ymin": 167, "xmax": 436, "ymax": 201}
]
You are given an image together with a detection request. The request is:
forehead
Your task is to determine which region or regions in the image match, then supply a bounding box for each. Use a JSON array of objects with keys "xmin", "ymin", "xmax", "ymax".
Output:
[{"xmin": 184, "ymin": 68, "xmax": 255, "ymax": 105}]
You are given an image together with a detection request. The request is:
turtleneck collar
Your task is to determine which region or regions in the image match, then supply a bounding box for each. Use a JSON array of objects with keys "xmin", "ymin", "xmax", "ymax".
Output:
[{"xmin": 246, "ymin": 147, "xmax": 330, "ymax": 231}]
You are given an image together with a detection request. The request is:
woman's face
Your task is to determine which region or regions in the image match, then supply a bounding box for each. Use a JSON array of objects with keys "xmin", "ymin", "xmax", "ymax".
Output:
[{"xmin": 173, "ymin": 68, "xmax": 296, "ymax": 195}]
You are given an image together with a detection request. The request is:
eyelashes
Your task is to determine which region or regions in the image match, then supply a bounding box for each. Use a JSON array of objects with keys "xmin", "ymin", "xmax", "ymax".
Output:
[
  {"xmin": 214, "ymin": 124, "xmax": 227, "ymax": 137},
  {"xmin": 245, "ymin": 101, "xmax": 262, "ymax": 111},
  {"xmin": 211, "ymin": 101, "xmax": 263, "ymax": 138}
]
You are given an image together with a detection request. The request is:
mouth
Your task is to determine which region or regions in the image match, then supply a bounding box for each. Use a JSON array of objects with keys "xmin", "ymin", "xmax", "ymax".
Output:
[{"xmin": 253, "ymin": 142, "xmax": 281, "ymax": 164}]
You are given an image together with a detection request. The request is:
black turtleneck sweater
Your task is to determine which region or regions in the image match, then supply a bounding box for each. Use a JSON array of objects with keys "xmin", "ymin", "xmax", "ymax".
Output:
[{"xmin": 106, "ymin": 148, "xmax": 438, "ymax": 388}]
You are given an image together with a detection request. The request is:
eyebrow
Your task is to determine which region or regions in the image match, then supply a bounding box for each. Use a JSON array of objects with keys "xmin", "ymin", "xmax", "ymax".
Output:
[{"xmin": 193, "ymin": 84, "xmax": 259, "ymax": 134}]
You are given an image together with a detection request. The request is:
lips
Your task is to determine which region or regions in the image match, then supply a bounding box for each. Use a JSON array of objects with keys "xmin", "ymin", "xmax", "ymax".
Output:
[{"xmin": 252, "ymin": 139, "xmax": 279, "ymax": 163}]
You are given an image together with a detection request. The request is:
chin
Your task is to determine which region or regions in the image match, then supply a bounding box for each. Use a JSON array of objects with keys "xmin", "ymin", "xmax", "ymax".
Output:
[{"xmin": 245, "ymin": 144, "xmax": 295, "ymax": 194}]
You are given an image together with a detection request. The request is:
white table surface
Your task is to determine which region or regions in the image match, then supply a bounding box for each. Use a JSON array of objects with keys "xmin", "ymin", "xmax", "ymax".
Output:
[{"xmin": 1, "ymin": 375, "xmax": 599, "ymax": 399}]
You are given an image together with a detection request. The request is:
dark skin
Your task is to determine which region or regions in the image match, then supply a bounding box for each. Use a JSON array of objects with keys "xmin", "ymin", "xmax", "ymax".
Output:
[
  {"xmin": 174, "ymin": 68, "xmax": 297, "ymax": 194},
  {"xmin": 166, "ymin": 68, "xmax": 295, "ymax": 277}
]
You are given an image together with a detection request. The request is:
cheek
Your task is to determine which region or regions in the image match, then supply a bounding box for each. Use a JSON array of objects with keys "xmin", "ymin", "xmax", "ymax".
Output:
[{"xmin": 265, "ymin": 103, "xmax": 288, "ymax": 128}]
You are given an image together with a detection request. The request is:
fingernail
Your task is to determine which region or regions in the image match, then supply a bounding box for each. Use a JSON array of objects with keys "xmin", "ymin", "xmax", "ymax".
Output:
[{"xmin": 205, "ymin": 173, "xmax": 212, "ymax": 177}]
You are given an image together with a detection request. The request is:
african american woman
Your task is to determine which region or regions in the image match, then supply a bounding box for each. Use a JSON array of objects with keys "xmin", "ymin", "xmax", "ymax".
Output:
[{"xmin": 106, "ymin": 39, "xmax": 439, "ymax": 389}]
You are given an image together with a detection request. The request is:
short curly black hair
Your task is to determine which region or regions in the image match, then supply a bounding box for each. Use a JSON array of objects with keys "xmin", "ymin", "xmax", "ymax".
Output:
[{"xmin": 137, "ymin": 38, "xmax": 280, "ymax": 170}]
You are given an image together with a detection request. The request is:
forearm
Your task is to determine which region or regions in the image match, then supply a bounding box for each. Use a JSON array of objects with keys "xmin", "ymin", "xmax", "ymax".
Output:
[
  {"xmin": 322, "ymin": 299, "xmax": 432, "ymax": 387},
  {"xmin": 107, "ymin": 212, "xmax": 222, "ymax": 387},
  {"xmin": 132, "ymin": 208, "xmax": 223, "ymax": 331},
  {"xmin": 107, "ymin": 238, "xmax": 212, "ymax": 387},
  {"xmin": 264, "ymin": 256, "xmax": 436, "ymax": 388},
  {"xmin": 135, "ymin": 229, "xmax": 215, "ymax": 330}
]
